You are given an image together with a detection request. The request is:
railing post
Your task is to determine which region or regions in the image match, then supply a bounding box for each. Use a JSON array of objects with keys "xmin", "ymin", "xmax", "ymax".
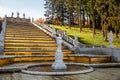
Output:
[
  {"xmin": 73, "ymin": 34, "xmax": 78, "ymax": 47},
  {"xmin": 52, "ymin": 27, "xmax": 56, "ymax": 37}
]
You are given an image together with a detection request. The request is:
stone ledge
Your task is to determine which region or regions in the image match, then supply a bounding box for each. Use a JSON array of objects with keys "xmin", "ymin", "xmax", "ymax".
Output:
[
  {"xmin": 0, "ymin": 63, "xmax": 120, "ymax": 73},
  {"xmin": 0, "ymin": 66, "xmax": 26, "ymax": 72},
  {"xmin": 21, "ymin": 63, "xmax": 94, "ymax": 75},
  {"xmin": 87, "ymin": 63, "xmax": 120, "ymax": 68},
  {"xmin": 0, "ymin": 54, "xmax": 111, "ymax": 59}
]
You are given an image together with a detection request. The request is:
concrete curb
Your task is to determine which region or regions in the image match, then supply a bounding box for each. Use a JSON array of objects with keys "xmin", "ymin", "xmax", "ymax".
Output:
[
  {"xmin": 21, "ymin": 63, "xmax": 94, "ymax": 75},
  {"xmin": 0, "ymin": 62, "xmax": 120, "ymax": 74}
]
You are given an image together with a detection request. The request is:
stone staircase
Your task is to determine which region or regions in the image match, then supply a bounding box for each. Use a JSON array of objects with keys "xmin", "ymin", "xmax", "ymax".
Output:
[{"xmin": 4, "ymin": 23, "xmax": 73, "ymax": 62}]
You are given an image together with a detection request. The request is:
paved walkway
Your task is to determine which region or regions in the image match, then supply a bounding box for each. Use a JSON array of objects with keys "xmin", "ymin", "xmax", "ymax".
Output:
[{"xmin": 0, "ymin": 63, "xmax": 120, "ymax": 80}]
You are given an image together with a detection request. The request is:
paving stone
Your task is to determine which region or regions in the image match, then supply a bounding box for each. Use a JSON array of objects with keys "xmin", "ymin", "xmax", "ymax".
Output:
[{"xmin": 0, "ymin": 63, "xmax": 120, "ymax": 80}]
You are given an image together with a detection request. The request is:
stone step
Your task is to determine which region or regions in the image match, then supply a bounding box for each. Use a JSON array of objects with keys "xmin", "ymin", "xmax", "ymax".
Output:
[
  {"xmin": 5, "ymin": 37, "xmax": 53, "ymax": 40},
  {"xmin": 6, "ymin": 29, "xmax": 43, "ymax": 31},
  {"xmin": 5, "ymin": 45, "xmax": 69, "ymax": 51},
  {"xmin": 5, "ymin": 46, "xmax": 57, "ymax": 51},
  {"xmin": 4, "ymin": 51, "xmax": 72, "ymax": 55},
  {"xmin": 6, "ymin": 30, "xmax": 41, "ymax": 32},
  {"xmin": 5, "ymin": 45, "xmax": 69, "ymax": 50},
  {"xmin": 5, "ymin": 34, "xmax": 49, "ymax": 37},
  {"xmin": 6, "ymin": 30, "xmax": 45, "ymax": 32},
  {"xmin": 6, "ymin": 30, "xmax": 45, "ymax": 31},
  {"xmin": 5, "ymin": 43, "xmax": 57, "ymax": 47},
  {"xmin": 5, "ymin": 36, "xmax": 51, "ymax": 38},
  {"xmin": 4, "ymin": 23, "xmax": 73, "ymax": 57},
  {"xmin": 5, "ymin": 33, "xmax": 47, "ymax": 35},
  {"xmin": 5, "ymin": 42, "xmax": 56, "ymax": 44},
  {"xmin": 5, "ymin": 40, "xmax": 55, "ymax": 43},
  {"xmin": 6, "ymin": 32, "xmax": 47, "ymax": 34}
]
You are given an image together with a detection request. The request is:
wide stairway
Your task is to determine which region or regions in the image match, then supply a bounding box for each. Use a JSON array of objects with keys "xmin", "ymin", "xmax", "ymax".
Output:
[{"xmin": 4, "ymin": 23, "xmax": 73, "ymax": 62}]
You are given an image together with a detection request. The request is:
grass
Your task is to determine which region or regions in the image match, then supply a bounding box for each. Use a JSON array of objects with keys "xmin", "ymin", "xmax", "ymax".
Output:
[{"xmin": 50, "ymin": 25, "xmax": 120, "ymax": 48}]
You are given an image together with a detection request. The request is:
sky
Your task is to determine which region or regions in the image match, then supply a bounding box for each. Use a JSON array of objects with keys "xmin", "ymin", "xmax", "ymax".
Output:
[{"xmin": 0, "ymin": 0, "xmax": 45, "ymax": 20}]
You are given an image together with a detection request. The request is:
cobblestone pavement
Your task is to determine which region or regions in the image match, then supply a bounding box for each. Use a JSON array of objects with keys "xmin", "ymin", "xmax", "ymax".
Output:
[
  {"xmin": 0, "ymin": 63, "xmax": 120, "ymax": 80},
  {"xmin": 0, "ymin": 68, "xmax": 120, "ymax": 80}
]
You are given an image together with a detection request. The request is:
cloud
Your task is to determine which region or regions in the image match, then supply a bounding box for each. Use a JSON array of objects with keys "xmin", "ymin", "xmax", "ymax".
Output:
[{"xmin": 0, "ymin": 6, "xmax": 8, "ymax": 17}]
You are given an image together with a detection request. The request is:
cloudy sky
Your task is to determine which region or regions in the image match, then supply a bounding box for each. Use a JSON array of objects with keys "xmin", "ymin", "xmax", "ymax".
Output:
[{"xmin": 0, "ymin": 0, "xmax": 45, "ymax": 20}]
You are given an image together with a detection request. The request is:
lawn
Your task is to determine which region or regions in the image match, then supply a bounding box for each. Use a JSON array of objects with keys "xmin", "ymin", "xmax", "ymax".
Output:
[{"xmin": 50, "ymin": 25, "xmax": 120, "ymax": 48}]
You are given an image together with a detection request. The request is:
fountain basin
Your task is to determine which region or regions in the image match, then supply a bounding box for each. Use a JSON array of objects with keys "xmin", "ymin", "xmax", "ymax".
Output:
[{"xmin": 21, "ymin": 63, "xmax": 94, "ymax": 75}]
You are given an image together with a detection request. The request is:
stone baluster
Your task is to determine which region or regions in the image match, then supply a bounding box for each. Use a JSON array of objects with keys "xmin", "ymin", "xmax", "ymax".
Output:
[
  {"xmin": 11, "ymin": 12, "xmax": 14, "ymax": 18},
  {"xmin": 23, "ymin": 13, "xmax": 25, "ymax": 18},
  {"xmin": 73, "ymin": 34, "xmax": 78, "ymax": 47},
  {"xmin": 52, "ymin": 27, "xmax": 56, "ymax": 37},
  {"xmin": 17, "ymin": 12, "xmax": 19, "ymax": 18}
]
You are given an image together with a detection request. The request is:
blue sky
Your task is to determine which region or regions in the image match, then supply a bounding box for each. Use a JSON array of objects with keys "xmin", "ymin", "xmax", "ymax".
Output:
[{"xmin": 0, "ymin": 0, "xmax": 45, "ymax": 20}]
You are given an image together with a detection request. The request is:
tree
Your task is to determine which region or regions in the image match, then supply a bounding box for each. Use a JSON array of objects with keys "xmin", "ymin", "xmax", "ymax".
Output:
[
  {"xmin": 95, "ymin": 0, "xmax": 120, "ymax": 40},
  {"xmin": 75, "ymin": 0, "xmax": 87, "ymax": 32},
  {"xmin": 86, "ymin": 0, "xmax": 97, "ymax": 36},
  {"xmin": 36, "ymin": 18, "xmax": 45, "ymax": 24},
  {"xmin": 64, "ymin": 0, "xmax": 76, "ymax": 28},
  {"xmin": 107, "ymin": 0, "xmax": 120, "ymax": 38}
]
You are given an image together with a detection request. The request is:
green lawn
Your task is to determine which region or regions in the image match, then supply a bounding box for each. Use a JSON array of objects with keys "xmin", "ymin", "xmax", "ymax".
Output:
[{"xmin": 50, "ymin": 25, "xmax": 120, "ymax": 48}]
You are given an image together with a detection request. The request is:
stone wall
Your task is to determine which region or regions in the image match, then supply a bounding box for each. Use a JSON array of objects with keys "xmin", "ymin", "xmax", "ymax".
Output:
[
  {"xmin": 0, "ymin": 16, "xmax": 7, "ymax": 55},
  {"xmin": 78, "ymin": 48, "xmax": 112, "ymax": 55},
  {"xmin": 78, "ymin": 47, "xmax": 120, "ymax": 62},
  {"xmin": 112, "ymin": 48, "xmax": 120, "ymax": 62}
]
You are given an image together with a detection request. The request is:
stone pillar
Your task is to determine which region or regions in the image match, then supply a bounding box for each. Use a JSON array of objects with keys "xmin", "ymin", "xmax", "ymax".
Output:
[
  {"xmin": 72, "ymin": 34, "xmax": 81, "ymax": 53},
  {"xmin": 17, "ymin": 12, "xmax": 19, "ymax": 18},
  {"xmin": 23, "ymin": 13, "xmax": 25, "ymax": 18},
  {"xmin": 73, "ymin": 34, "xmax": 78, "ymax": 47},
  {"xmin": 52, "ymin": 27, "xmax": 56, "ymax": 37},
  {"xmin": 11, "ymin": 12, "xmax": 14, "ymax": 18},
  {"xmin": 32, "ymin": 17, "xmax": 34, "ymax": 22}
]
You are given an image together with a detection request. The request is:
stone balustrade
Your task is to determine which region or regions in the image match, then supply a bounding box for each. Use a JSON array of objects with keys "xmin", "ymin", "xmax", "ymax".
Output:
[
  {"xmin": 7, "ymin": 17, "xmax": 30, "ymax": 23},
  {"xmin": 33, "ymin": 22, "xmax": 105, "ymax": 48}
]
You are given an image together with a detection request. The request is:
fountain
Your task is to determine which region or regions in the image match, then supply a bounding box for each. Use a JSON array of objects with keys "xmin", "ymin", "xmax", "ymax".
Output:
[{"xmin": 21, "ymin": 34, "xmax": 93, "ymax": 75}]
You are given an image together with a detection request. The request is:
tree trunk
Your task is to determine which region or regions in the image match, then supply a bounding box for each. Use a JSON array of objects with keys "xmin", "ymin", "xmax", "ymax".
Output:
[
  {"xmin": 88, "ymin": 15, "xmax": 91, "ymax": 29},
  {"xmin": 115, "ymin": 30, "xmax": 119, "ymax": 38},
  {"xmin": 69, "ymin": 11, "xmax": 72, "ymax": 28},
  {"xmin": 93, "ymin": 19, "xmax": 96, "ymax": 36},
  {"xmin": 92, "ymin": 16, "xmax": 96, "ymax": 36},
  {"xmin": 79, "ymin": 7, "xmax": 82, "ymax": 32},
  {"xmin": 105, "ymin": 30, "xmax": 108, "ymax": 41},
  {"xmin": 102, "ymin": 30, "xmax": 105, "ymax": 37},
  {"xmin": 60, "ymin": 0, "xmax": 64, "ymax": 26},
  {"xmin": 101, "ymin": 18, "xmax": 105, "ymax": 37},
  {"xmin": 82, "ymin": 9, "xmax": 85, "ymax": 27}
]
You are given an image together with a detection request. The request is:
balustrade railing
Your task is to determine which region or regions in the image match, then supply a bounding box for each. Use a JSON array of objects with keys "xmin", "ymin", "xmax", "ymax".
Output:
[{"xmin": 33, "ymin": 22, "xmax": 106, "ymax": 48}]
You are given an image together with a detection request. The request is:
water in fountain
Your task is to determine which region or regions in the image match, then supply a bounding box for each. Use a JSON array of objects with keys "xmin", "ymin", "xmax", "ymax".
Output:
[{"xmin": 51, "ymin": 34, "xmax": 67, "ymax": 70}]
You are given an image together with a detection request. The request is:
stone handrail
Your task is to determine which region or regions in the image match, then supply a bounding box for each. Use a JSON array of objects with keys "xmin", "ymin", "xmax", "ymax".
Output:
[
  {"xmin": 33, "ymin": 22, "xmax": 75, "ymax": 45},
  {"xmin": 33, "ymin": 22, "xmax": 106, "ymax": 48}
]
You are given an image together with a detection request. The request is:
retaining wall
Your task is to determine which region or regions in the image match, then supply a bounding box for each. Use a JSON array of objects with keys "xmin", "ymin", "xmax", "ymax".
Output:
[{"xmin": 78, "ymin": 48, "xmax": 120, "ymax": 62}]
